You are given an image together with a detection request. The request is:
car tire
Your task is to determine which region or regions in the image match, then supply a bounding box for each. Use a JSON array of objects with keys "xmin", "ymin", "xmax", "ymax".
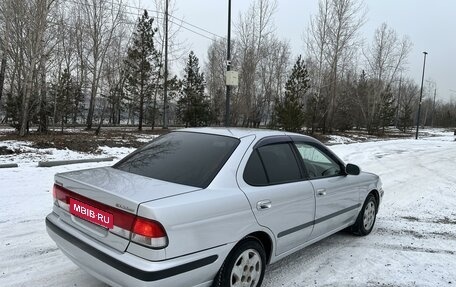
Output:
[
  {"xmin": 213, "ymin": 239, "xmax": 266, "ymax": 287},
  {"xmin": 351, "ymin": 194, "xmax": 377, "ymax": 236}
]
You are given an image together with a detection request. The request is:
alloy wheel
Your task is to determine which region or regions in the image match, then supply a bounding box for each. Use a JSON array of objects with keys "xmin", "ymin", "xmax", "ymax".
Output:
[
  {"xmin": 363, "ymin": 200, "xmax": 376, "ymax": 230},
  {"xmin": 230, "ymin": 248, "xmax": 262, "ymax": 287}
]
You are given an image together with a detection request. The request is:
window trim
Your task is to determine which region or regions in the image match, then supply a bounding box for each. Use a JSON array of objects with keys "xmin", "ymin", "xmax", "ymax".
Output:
[
  {"xmin": 243, "ymin": 140, "xmax": 305, "ymax": 186},
  {"xmin": 253, "ymin": 135, "xmax": 291, "ymax": 149},
  {"xmin": 242, "ymin": 135, "xmax": 349, "ymax": 186}
]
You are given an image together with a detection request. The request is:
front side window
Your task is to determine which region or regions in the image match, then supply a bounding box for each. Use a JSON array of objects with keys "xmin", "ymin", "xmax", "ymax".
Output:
[
  {"xmin": 244, "ymin": 143, "xmax": 301, "ymax": 185},
  {"xmin": 295, "ymin": 143, "xmax": 342, "ymax": 179},
  {"xmin": 114, "ymin": 132, "xmax": 239, "ymax": 188}
]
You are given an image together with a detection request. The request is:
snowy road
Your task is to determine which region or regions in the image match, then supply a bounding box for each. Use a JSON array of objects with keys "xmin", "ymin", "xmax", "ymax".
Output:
[{"xmin": 1, "ymin": 132, "xmax": 455, "ymax": 287}]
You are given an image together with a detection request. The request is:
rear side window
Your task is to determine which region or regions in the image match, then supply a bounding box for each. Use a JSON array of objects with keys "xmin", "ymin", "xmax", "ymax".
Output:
[
  {"xmin": 244, "ymin": 151, "xmax": 268, "ymax": 186},
  {"xmin": 244, "ymin": 143, "xmax": 302, "ymax": 185},
  {"xmin": 114, "ymin": 132, "xmax": 239, "ymax": 188}
]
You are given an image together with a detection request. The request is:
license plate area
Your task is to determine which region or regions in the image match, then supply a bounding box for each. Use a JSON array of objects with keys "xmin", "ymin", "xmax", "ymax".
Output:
[{"xmin": 70, "ymin": 198, "xmax": 114, "ymax": 229}]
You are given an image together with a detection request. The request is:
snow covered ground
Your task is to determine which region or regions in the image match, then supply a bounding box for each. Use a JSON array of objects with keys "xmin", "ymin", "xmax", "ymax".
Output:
[{"xmin": 1, "ymin": 130, "xmax": 455, "ymax": 286}]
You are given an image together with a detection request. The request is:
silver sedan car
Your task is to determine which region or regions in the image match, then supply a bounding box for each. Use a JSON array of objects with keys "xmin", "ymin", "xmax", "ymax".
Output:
[{"xmin": 46, "ymin": 128, "xmax": 383, "ymax": 287}]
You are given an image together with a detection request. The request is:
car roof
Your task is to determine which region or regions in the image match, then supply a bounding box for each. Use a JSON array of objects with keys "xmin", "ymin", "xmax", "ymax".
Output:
[{"xmin": 175, "ymin": 127, "xmax": 318, "ymax": 142}]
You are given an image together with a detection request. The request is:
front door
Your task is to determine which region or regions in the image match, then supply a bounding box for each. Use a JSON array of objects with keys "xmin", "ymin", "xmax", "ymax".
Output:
[{"xmin": 294, "ymin": 142, "xmax": 360, "ymax": 239}]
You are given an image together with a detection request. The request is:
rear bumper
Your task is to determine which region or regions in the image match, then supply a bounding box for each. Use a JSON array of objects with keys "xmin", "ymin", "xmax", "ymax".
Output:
[{"xmin": 46, "ymin": 213, "xmax": 229, "ymax": 287}]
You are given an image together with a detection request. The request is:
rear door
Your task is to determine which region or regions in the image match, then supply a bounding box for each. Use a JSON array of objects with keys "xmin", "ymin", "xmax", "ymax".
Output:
[
  {"xmin": 238, "ymin": 137, "xmax": 316, "ymax": 256},
  {"xmin": 293, "ymin": 142, "xmax": 361, "ymax": 239}
]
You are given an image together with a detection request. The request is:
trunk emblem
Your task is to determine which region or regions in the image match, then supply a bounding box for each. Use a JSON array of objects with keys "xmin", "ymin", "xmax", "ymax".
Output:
[{"xmin": 115, "ymin": 203, "xmax": 135, "ymax": 212}]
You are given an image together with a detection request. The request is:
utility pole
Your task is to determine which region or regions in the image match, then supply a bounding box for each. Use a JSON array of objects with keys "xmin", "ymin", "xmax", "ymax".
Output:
[
  {"xmin": 431, "ymin": 86, "xmax": 436, "ymax": 127},
  {"xmin": 415, "ymin": 51, "xmax": 428, "ymax": 139},
  {"xmin": 163, "ymin": 0, "xmax": 169, "ymax": 129},
  {"xmin": 225, "ymin": 0, "xmax": 232, "ymax": 127}
]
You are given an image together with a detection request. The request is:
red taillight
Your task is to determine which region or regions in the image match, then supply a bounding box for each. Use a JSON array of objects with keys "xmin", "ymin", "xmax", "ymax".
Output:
[
  {"xmin": 53, "ymin": 184, "xmax": 69, "ymax": 203},
  {"xmin": 51, "ymin": 183, "xmax": 168, "ymax": 249},
  {"xmin": 131, "ymin": 217, "xmax": 168, "ymax": 248},
  {"xmin": 133, "ymin": 217, "xmax": 167, "ymax": 238},
  {"xmin": 53, "ymin": 184, "xmax": 70, "ymax": 211}
]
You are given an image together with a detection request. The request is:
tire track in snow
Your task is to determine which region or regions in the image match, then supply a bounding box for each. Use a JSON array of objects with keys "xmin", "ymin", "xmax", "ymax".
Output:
[{"xmin": 262, "ymin": 233, "xmax": 351, "ymax": 287}]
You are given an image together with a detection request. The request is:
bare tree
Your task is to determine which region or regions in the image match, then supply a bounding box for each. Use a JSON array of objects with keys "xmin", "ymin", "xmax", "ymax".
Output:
[
  {"xmin": 71, "ymin": 4, "xmax": 90, "ymax": 125},
  {"xmin": 0, "ymin": 38, "xmax": 6, "ymax": 107},
  {"xmin": 205, "ymin": 38, "xmax": 230, "ymax": 125},
  {"xmin": 103, "ymin": 31, "xmax": 129, "ymax": 126},
  {"xmin": 396, "ymin": 78, "xmax": 419, "ymax": 132},
  {"xmin": 0, "ymin": 1, "xmax": 23, "ymax": 124},
  {"xmin": 365, "ymin": 23, "xmax": 411, "ymax": 85},
  {"xmin": 152, "ymin": 0, "xmax": 187, "ymax": 65},
  {"xmin": 1, "ymin": 0, "xmax": 58, "ymax": 136},
  {"xmin": 40, "ymin": 3, "xmax": 78, "ymax": 131},
  {"xmin": 325, "ymin": 0, "xmax": 366, "ymax": 132},
  {"xmin": 0, "ymin": 15, "xmax": 5, "ymax": 107},
  {"xmin": 35, "ymin": 2, "xmax": 65, "ymax": 133},
  {"xmin": 150, "ymin": 0, "xmax": 187, "ymax": 129},
  {"xmin": 258, "ymin": 38, "xmax": 290, "ymax": 126},
  {"xmin": 235, "ymin": 0, "xmax": 281, "ymax": 127},
  {"xmin": 81, "ymin": 0, "xmax": 125, "ymax": 130},
  {"xmin": 305, "ymin": 0, "xmax": 366, "ymax": 132},
  {"xmin": 362, "ymin": 22, "xmax": 412, "ymax": 133},
  {"xmin": 0, "ymin": 8, "xmax": 6, "ymax": 110},
  {"xmin": 305, "ymin": 0, "xmax": 330, "ymax": 133}
]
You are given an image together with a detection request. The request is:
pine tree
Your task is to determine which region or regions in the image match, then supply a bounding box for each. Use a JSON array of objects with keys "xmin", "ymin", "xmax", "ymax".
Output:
[
  {"xmin": 71, "ymin": 86, "xmax": 84, "ymax": 124},
  {"xmin": 333, "ymin": 86, "xmax": 356, "ymax": 132},
  {"xmin": 275, "ymin": 55, "xmax": 309, "ymax": 133},
  {"xmin": 378, "ymin": 86, "xmax": 396, "ymax": 134},
  {"xmin": 398, "ymin": 104, "xmax": 413, "ymax": 132},
  {"xmin": 125, "ymin": 10, "xmax": 161, "ymax": 131},
  {"xmin": 355, "ymin": 70, "xmax": 369, "ymax": 129},
  {"xmin": 55, "ymin": 69, "xmax": 76, "ymax": 132},
  {"xmin": 305, "ymin": 93, "xmax": 326, "ymax": 134},
  {"xmin": 177, "ymin": 51, "xmax": 211, "ymax": 127}
]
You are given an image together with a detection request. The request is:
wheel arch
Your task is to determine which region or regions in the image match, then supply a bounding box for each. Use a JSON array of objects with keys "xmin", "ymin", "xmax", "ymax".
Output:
[
  {"xmin": 213, "ymin": 232, "xmax": 270, "ymax": 287},
  {"xmin": 244, "ymin": 231, "xmax": 274, "ymax": 264},
  {"xmin": 368, "ymin": 189, "xmax": 380, "ymax": 212}
]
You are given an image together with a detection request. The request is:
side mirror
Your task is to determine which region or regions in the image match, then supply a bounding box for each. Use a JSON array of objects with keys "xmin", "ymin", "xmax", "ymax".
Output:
[{"xmin": 346, "ymin": 163, "xmax": 360, "ymax": 175}]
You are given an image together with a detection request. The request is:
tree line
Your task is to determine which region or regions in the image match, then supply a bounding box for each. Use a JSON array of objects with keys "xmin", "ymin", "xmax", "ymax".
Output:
[{"xmin": 0, "ymin": 0, "xmax": 454, "ymax": 137}]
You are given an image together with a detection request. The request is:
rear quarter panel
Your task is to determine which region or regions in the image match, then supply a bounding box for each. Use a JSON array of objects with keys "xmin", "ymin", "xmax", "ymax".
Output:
[
  {"xmin": 137, "ymin": 187, "xmax": 260, "ymax": 259},
  {"xmin": 134, "ymin": 134, "xmax": 267, "ymax": 260}
]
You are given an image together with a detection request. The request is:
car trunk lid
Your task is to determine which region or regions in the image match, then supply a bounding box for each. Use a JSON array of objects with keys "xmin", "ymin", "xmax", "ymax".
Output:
[{"xmin": 53, "ymin": 166, "xmax": 201, "ymax": 252}]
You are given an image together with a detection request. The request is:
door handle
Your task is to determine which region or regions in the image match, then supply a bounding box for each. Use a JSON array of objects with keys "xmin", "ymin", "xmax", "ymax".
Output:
[
  {"xmin": 317, "ymin": 188, "xmax": 327, "ymax": 196},
  {"xmin": 256, "ymin": 200, "xmax": 272, "ymax": 210}
]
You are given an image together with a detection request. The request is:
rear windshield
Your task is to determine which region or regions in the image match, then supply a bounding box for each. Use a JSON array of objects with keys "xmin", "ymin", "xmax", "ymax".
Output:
[{"xmin": 113, "ymin": 132, "xmax": 240, "ymax": 188}]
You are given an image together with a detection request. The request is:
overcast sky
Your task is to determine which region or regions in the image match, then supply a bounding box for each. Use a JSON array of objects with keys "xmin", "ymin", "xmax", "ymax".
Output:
[{"xmin": 139, "ymin": 0, "xmax": 456, "ymax": 102}]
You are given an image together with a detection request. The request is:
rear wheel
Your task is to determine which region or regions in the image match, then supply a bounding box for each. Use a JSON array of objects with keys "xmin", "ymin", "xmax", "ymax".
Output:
[
  {"xmin": 351, "ymin": 194, "xmax": 377, "ymax": 236},
  {"xmin": 213, "ymin": 239, "xmax": 266, "ymax": 287}
]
